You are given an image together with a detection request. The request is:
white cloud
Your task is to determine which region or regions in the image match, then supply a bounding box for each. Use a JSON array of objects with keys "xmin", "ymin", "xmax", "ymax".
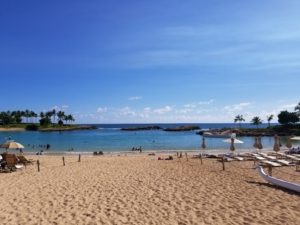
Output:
[
  {"xmin": 62, "ymin": 105, "xmax": 69, "ymax": 109},
  {"xmin": 184, "ymin": 104, "xmax": 197, "ymax": 108},
  {"xmin": 152, "ymin": 106, "xmax": 172, "ymax": 115},
  {"xmin": 97, "ymin": 107, "xmax": 108, "ymax": 113},
  {"xmin": 198, "ymin": 99, "xmax": 215, "ymax": 105},
  {"xmin": 51, "ymin": 105, "xmax": 69, "ymax": 111},
  {"xmin": 223, "ymin": 102, "xmax": 252, "ymax": 112},
  {"xmin": 279, "ymin": 103, "xmax": 297, "ymax": 110},
  {"xmin": 119, "ymin": 107, "xmax": 136, "ymax": 116},
  {"xmin": 128, "ymin": 96, "xmax": 143, "ymax": 101},
  {"xmin": 176, "ymin": 108, "xmax": 193, "ymax": 114}
]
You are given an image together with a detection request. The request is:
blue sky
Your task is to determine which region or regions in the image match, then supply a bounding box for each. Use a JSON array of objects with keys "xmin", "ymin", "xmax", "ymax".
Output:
[{"xmin": 0, "ymin": 0, "xmax": 299, "ymax": 123}]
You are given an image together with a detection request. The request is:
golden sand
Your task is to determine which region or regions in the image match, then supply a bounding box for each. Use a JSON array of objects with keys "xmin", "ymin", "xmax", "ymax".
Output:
[
  {"xmin": 0, "ymin": 154, "xmax": 299, "ymax": 225},
  {"xmin": 0, "ymin": 128, "xmax": 25, "ymax": 132}
]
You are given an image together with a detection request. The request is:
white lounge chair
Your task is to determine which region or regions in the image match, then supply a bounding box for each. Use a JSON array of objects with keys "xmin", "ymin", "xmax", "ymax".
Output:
[
  {"xmin": 258, "ymin": 153, "xmax": 277, "ymax": 160},
  {"xmin": 276, "ymin": 159, "xmax": 295, "ymax": 166},
  {"xmin": 261, "ymin": 160, "xmax": 281, "ymax": 167}
]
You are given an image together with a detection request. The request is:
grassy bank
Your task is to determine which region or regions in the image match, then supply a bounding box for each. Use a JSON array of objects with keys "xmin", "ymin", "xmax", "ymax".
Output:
[{"xmin": 0, "ymin": 124, "xmax": 97, "ymax": 132}]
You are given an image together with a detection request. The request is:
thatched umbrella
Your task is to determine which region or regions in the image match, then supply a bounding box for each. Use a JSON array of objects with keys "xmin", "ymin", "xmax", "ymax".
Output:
[
  {"xmin": 223, "ymin": 138, "xmax": 243, "ymax": 152},
  {"xmin": 273, "ymin": 135, "xmax": 280, "ymax": 152},
  {"xmin": 230, "ymin": 138, "xmax": 235, "ymax": 152},
  {"xmin": 285, "ymin": 136, "xmax": 292, "ymax": 149},
  {"xmin": 257, "ymin": 136, "xmax": 263, "ymax": 150},
  {"xmin": 279, "ymin": 136, "xmax": 282, "ymax": 147},
  {"xmin": 0, "ymin": 141, "xmax": 24, "ymax": 150},
  {"xmin": 201, "ymin": 136, "xmax": 206, "ymax": 149},
  {"xmin": 253, "ymin": 137, "xmax": 259, "ymax": 149}
]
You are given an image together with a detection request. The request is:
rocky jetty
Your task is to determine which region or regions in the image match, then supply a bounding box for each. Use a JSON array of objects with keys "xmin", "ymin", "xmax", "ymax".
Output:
[
  {"xmin": 39, "ymin": 125, "xmax": 97, "ymax": 132},
  {"xmin": 121, "ymin": 126, "xmax": 162, "ymax": 131},
  {"xmin": 164, "ymin": 125, "xmax": 200, "ymax": 132},
  {"xmin": 197, "ymin": 125, "xmax": 300, "ymax": 137}
]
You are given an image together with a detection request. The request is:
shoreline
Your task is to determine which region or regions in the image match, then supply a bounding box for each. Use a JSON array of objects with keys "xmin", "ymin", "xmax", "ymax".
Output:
[{"xmin": 15, "ymin": 148, "xmax": 278, "ymax": 157}]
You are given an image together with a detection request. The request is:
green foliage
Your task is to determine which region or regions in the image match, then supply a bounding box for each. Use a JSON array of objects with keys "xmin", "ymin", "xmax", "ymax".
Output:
[
  {"xmin": 295, "ymin": 102, "xmax": 300, "ymax": 114},
  {"xmin": 0, "ymin": 109, "xmax": 75, "ymax": 128},
  {"xmin": 266, "ymin": 114, "xmax": 274, "ymax": 128},
  {"xmin": 278, "ymin": 110, "xmax": 299, "ymax": 125},
  {"xmin": 234, "ymin": 115, "xmax": 245, "ymax": 128},
  {"xmin": 58, "ymin": 120, "xmax": 64, "ymax": 126},
  {"xmin": 251, "ymin": 116, "xmax": 263, "ymax": 128},
  {"xmin": 25, "ymin": 124, "xmax": 39, "ymax": 131},
  {"xmin": 39, "ymin": 117, "xmax": 51, "ymax": 127}
]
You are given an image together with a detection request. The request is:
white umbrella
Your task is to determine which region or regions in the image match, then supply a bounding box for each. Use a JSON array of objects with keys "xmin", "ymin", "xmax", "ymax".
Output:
[
  {"xmin": 291, "ymin": 136, "xmax": 300, "ymax": 141},
  {"xmin": 0, "ymin": 141, "xmax": 24, "ymax": 149},
  {"xmin": 223, "ymin": 138, "xmax": 244, "ymax": 144}
]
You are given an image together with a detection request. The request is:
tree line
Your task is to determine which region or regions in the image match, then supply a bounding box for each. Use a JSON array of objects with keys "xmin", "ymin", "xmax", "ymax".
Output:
[
  {"xmin": 0, "ymin": 109, "xmax": 74, "ymax": 126},
  {"xmin": 234, "ymin": 102, "xmax": 300, "ymax": 128}
]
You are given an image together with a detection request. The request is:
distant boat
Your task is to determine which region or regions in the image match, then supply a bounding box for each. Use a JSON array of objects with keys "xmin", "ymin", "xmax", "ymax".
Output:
[
  {"xmin": 256, "ymin": 166, "xmax": 300, "ymax": 193},
  {"xmin": 203, "ymin": 131, "xmax": 231, "ymax": 138}
]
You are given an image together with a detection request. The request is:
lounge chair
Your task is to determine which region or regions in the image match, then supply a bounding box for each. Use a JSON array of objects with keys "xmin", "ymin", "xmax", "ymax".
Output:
[
  {"xmin": 260, "ymin": 160, "xmax": 281, "ymax": 167},
  {"xmin": 276, "ymin": 159, "xmax": 295, "ymax": 166},
  {"xmin": 17, "ymin": 155, "xmax": 34, "ymax": 165},
  {"xmin": 285, "ymin": 155, "xmax": 300, "ymax": 162},
  {"xmin": 258, "ymin": 153, "xmax": 277, "ymax": 160},
  {"xmin": 1, "ymin": 153, "xmax": 24, "ymax": 171},
  {"xmin": 234, "ymin": 156, "xmax": 244, "ymax": 161}
]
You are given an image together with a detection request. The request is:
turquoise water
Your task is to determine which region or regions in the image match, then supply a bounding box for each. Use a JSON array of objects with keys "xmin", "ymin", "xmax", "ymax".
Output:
[{"xmin": 0, "ymin": 123, "xmax": 291, "ymax": 153}]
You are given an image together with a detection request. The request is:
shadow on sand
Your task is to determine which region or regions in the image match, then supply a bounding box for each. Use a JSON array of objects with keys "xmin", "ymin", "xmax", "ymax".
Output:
[{"xmin": 246, "ymin": 180, "xmax": 300, "ymax": 196}]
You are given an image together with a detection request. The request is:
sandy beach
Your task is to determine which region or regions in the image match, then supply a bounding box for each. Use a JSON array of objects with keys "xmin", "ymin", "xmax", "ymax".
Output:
[
  {"xmin": 0, "ymin": 128, "xmax": 25, "ymax": 132},
  {"xmin": 0, "ymin": 153, "xmax": 299, "ymax": 225}
]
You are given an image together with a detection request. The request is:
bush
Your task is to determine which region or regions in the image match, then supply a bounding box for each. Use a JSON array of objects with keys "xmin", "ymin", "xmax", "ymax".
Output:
[
  {"xmin": 39, "ymin": 117, "xmax": 51, "ymax": 127},
  {"xmin": 25, "ymin": 124, "xmax": 39, "ymax": 131},
  {"xmin": 278, "ymin": 110, "xmax": 299, "ymax": 125}
]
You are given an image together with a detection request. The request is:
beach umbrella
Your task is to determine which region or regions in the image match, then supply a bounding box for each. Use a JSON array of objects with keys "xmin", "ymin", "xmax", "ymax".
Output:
[
  {"xmin": 279, "ymin": 137, "xmax": 282, "ymax": 147},
  {"xmin": 201, "ymin": 136, "xmax": 206, "ymax": 149},
  {"xmin": 257, "ymin": 136, "xmax": 263, "ymax": 150},
  {"xmin": 273, "ymin": 135, "xmax": 280, "ymax": 152},
  {"xmin": 0, "ymin": 141, "xmax": 24, "ymax": 150},
  {"xmin": 253, "ymin": 137, "xmax": 259, "ymax": 149},
  {"xmin": 291, "ymin": 136, "xmax": 300, "ymax": 141},
  {"xmin": 285, "ymin": 136, "xmax": 292, "ymax": 149},
  {"xmin": 223, "ymin": 138, "xmax": 244, "ymax": 144},
  {"xmin": 230, "ymin": 138, "xmax": 235, "ymax": 152}
]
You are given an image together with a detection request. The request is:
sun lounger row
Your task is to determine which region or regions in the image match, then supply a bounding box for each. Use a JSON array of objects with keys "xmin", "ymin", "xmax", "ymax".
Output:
[
  {"xmin": 0, "ymin": 153, "xmax": 33, "ymax": 172},
  {"xmin": 252, "ymin": 153, "xmax": 297, "ymax": 167}
]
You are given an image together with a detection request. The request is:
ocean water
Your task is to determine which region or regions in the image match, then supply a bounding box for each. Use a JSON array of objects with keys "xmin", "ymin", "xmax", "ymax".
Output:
[{"xmin": 0, "ymin": 123, "xmax": 292, "ymax": 153}]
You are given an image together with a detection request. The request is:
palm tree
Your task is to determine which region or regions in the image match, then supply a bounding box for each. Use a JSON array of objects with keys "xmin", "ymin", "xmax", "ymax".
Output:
[
  {"xmin": 57, "ymin": 111, "xmax": 65, "ymax": 126},
  {"xmin": 24, "ymin": 109, "xmax": 30, "ymax": 123},
  {"xmin": 295, "ymin": 102, "xmax": 300, "ymax": 114},
  {"xmin": 251, "ymin": 116, "xmax": 263, "ymax": 129},
  {"xmin": 29, "ymin": 111, "xmax": 36, "ymax": 123},
  {"xmin": 65, "ymin": 114, "xmax": 75, "ymax": 124},
  {"xmin": 69, "ymin": 114, "xmax": 75, "ymax": 124},
  {"xmin": 234, "ymin": 115, "xmax": 245, "ymax": 129},
  {"xmin": 46, "ymin": 111, "xmax": 53, "ymax": 124},
  {"xmin": 52, "ymin": 109, "xmax": 57, "ymax": 124},
  {"xmin": 34, "ymin": 112, "xmax": 38, "ymax": 123},
  {"xmin": 267, "ymin": 114, "xmax": 274, "ymax": 128}
]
